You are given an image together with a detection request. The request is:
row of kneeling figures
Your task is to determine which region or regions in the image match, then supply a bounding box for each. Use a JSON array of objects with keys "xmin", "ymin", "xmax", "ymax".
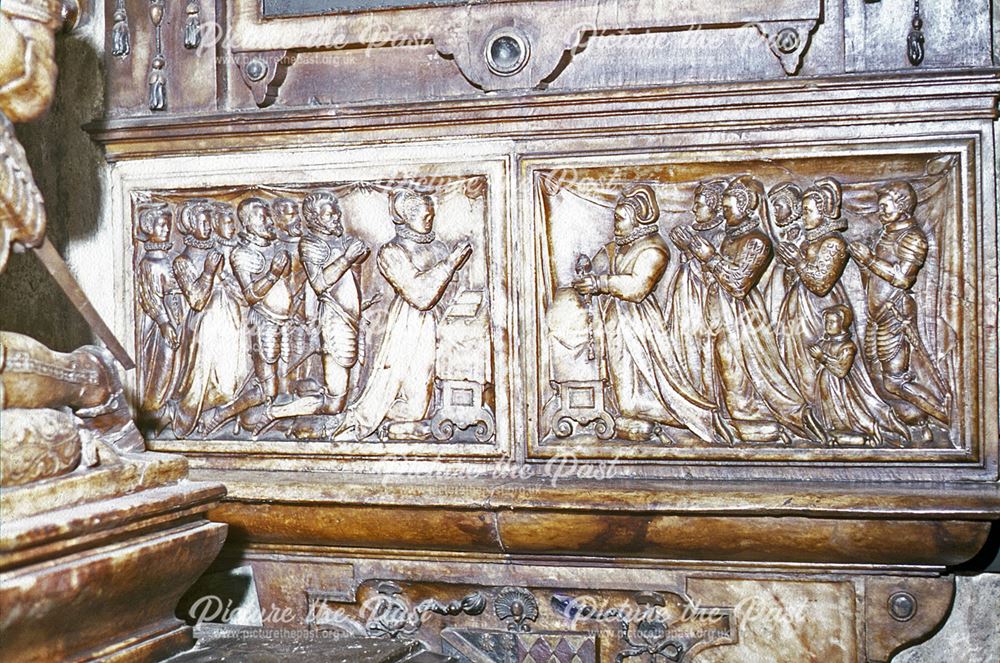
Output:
[
  {"xmin": 563, "ymin": 176, "xmax": 950, "ymax": 447},
  {"xmin": 135, "ymin": 187, "xmax": 473, "ymax": 440}
]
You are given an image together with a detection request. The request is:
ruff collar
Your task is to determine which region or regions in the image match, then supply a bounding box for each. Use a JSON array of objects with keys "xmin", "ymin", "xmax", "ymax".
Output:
[
  {"xmin": 183, "ymin": 235, "xmax": 214, "ymax": 250},
  {"xmin": 805, "ymin": 218, "xmax": 848, "ymax": 243},
  {"xmin": 725, "ymin": 217, "xmax": 759, "ymax": 239},
  {"xmin": 143, "ymin": 241, "xmax": 173, "ymax": 252},
  {"xmin": 397, "ymin": 225, "xmax": 435, "ymax": 244},
  {"xmin": 615, "ymin": 223, "xmax": 659, "ymax": 246},
  {"xmin": 691, "ymin": 216, "xmax": 724, "ymax": 232}
]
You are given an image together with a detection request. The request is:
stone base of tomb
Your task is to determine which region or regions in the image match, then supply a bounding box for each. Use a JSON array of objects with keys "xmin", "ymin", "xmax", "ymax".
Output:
[
  {"xmin": 176, "ymin": 469, "xmax": 998, "ymax": 662},
  {"xmin": 0, "ymin": 451, "xmax": 226, "ymax": 663}
]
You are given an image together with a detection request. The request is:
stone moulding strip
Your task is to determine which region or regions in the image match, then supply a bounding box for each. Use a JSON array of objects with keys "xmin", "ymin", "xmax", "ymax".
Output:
[{"xmin": 87, "ymin": 69, "xmax": 1000, "ymax": 161}]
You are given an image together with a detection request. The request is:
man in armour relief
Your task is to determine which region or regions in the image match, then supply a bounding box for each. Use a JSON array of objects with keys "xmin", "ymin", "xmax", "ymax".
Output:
[
  {"xmin": 299, "ymin": 189, "xmax": 370, "ymax": 413},
  {"xmin": 271, "ymin": 197, "xmax": 311, "ymax": 391},
  {"xmin": 849, "ymin": 180, "xmax": 950, "ymax": 444},
  {"xmin": 231, "ymin": 197, "xmax": 293, "ymax": 400}
]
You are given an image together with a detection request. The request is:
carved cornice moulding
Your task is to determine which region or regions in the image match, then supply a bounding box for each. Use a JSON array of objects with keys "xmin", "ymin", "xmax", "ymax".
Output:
[
  {"xmin": 88, "ymin": 69, "xmax": 1000, "ymax": 160},
  {"xmin": 195, "ymin": 471, "xmax": 998, "ymax": 570},
  {"xmin": 198, "ymin": 469, "xmax": 1000, "ymax": 519},
  {"xmin": 199, "ymin": 471, "xmax": 998, "ymax": 568}
]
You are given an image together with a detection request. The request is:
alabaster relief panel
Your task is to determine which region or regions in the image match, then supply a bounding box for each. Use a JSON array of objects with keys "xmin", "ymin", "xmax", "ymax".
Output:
[
  {"xmin": 530, "ymin": 150, "xmax": 979, "ymax": 459},
  {"xmin": 130, "ymin": 174, "xmax": 501, "ymax": 448}
]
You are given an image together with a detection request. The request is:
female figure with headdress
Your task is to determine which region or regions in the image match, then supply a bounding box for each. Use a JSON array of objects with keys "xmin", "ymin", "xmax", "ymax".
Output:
[
  {"xmin": 774, "ymin": 178, "xmax": 851, "ymax": 396},
  {"xmin": 763, "ymin": 182, "xmax": 805, "ymax": 320},
  {"xmin": 665, "ymin": 179, "xmax": 728, "ymax": 400},
  {"xmin": 674, "ymin": 176, "xmax": 815, "ymax": 444},
  {"xmin": 574, "ymin": 184, "xmax": 716, "ymax": 443},
  {"xmin": 170, "ymin": 199, "xmax": 224, "ymax": 437},
  {"xmin": 178, "ymin": 201, "xmax": 257, "ymax": 436},
  {"xmin": 135, "ymin": 202, "xmax": 184, "ymax": 429},
  {"xmin": 337, "ymin": 188, "xmax": 472, "ymax": 441},
  {"xmin": 202, "ymin": 202, "xmax": 251, "ymax": 399},
  {"xmin": 776, "ymin": 179, "xmax": 906, "ymax": 443},
  {"xmin": 809, "ymin": 305, "xmax": 885, "ymax": 446}
]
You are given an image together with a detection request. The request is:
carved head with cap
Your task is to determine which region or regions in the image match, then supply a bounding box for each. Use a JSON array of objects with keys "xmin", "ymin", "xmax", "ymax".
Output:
[
  {"xmin": 136, "ymin": 203, "xmax": 172, "ymax": 244},
  {"xmin": 802, "ymin": 178, "xmax": 843, "ymax": 231},
  {"xmin": 722, "ymin": 176, "xmax": 765, "ymax": 228},
  {"xmin": 823, "ymin": 303, "xmax": 853, "ymax": 337},
  {"xmin": 614, "ymin": 183, "xmax": 659, "ymax": 237},
  {"xmin": 389, "ymin": 187, "xmax": 435, "ymax": 235},
  {"xmin": 768, "ymin": 182, "xmax": 803, "ymax": 229},
  {"xmin": 212, "ymin": 201, "xmax": 239, "ymax": 242},
  {"xmin": 692, "ymin": 179, "xmax": 727, "ymax": 230},
  {"xmin": 177, "ymin": 199, "xmax": 214, "ymax": 241}
]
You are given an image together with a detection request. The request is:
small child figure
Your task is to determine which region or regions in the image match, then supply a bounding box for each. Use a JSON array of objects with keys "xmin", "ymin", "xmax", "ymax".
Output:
[{"xmin": 808, "ymin": 304, "xmax": 882, "ymax": 447}]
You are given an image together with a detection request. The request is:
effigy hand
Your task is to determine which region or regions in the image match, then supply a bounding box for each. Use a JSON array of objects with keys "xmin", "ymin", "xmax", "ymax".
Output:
[
  {"xmin": 776, "ymin": 241, "xmax": 800, "ymax": 266},
  {"xmin": 206, "ymin": 250, "xmax": 224, "ymax": 272},
  {"xmin": 669, "ymin": 224, "xmax": 693, "ymax": 250},
  {"xmin": 270, "ymin": 250, "xmax": 291, "ymax": 276},
  {"xmin": 450, "ymin": 243, "xmax": 473, "ymax": 271},
  {"xmin": 573, "ymin": 274, "xmax": 599, "ymax": 296}
]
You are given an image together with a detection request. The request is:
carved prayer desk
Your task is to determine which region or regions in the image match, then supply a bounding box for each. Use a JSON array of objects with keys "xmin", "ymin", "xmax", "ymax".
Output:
[{"xmin": 87, "ymin": 0, "xmax": 999, "ymax": 660}]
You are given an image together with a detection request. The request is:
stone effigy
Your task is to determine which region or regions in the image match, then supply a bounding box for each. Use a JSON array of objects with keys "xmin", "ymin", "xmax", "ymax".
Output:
[{"xmin": 0, "ymin": 1, "xmax": 226, "ymax": 660}]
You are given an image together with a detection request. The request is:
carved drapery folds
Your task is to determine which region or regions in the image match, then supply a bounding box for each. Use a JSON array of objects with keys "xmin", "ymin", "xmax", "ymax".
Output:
[
  {"xmin": 534, "ymin": 152, "xmax": 964, "ymax": 454},
  {"xmin": 131, "ymin": 176, "xmax": 496, "ymax": 444},
  {"xmin": 129, "ymin": 151, "xmax": 979, "ymax": 465}
]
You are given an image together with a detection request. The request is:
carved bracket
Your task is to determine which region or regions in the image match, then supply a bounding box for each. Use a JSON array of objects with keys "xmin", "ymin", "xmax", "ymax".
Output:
[
  {"xmin": 755, "ymin": 21, "xmax": 819, "ymax": 75},
  {"xmin": 543, "ymin": 379, "xmax": 615, "ymax": 440},
  {"xmin": 221, "ymin": 0, "xmax": 824, "ymax": 97},
  {"xmin": 864, "ymin": 576, "xmax": 955, "ymax": 662},
  {"xmin": 233, "ymin": 50, "xmax": 293, "ymax": 107},
  {"xmin": 434, "ymin": 15, "xmax": 585, "ymax": 92}
]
